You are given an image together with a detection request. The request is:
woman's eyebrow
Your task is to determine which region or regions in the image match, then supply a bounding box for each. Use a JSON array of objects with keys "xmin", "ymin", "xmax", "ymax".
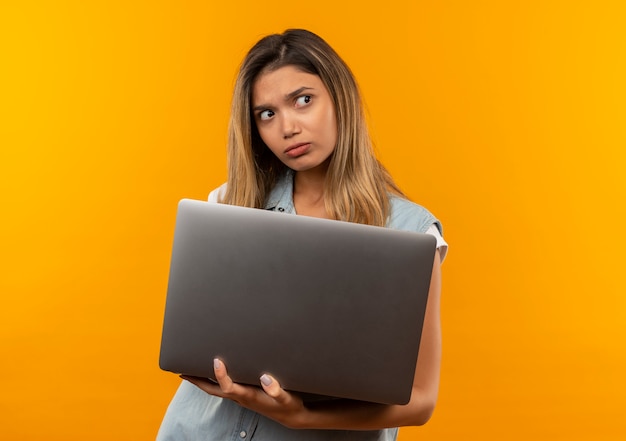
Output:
[
  {"xmin": 285, "ymin": 86, "xmax": 314, "ymax": 100},
  {"xmin": 252, "ymin": 86, "xmax": 315, "ymax": 112}
]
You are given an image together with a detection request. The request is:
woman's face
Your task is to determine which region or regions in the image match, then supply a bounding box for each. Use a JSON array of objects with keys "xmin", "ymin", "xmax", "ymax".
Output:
[{"xmin": 251, "ymin": 65, "xmax": 337, "ymax": 174}]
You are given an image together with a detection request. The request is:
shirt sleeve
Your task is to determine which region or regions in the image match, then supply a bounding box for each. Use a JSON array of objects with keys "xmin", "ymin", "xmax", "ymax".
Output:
[
  {"xmin": 425, "ymin": 224, "xmax": 448, "ymax": 263},
  {"xmin": 207, "ymin": 183, "xmax": 227, "ymax": 203}
]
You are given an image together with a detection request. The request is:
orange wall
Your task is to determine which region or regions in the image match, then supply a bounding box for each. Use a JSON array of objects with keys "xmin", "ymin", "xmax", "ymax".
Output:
[{"xmin": 1, "ymin": 1, "xmax": 625, "ymax": 440}]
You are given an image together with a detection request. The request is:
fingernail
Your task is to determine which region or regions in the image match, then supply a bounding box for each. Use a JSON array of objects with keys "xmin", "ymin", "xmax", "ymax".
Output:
[
  {"xmin": 260, "ymin": 374, "xmax": 272, "ymax": 386},
  {"xmin": 214, "ymin": 358, "xmax": 221, "ymax": 370}
]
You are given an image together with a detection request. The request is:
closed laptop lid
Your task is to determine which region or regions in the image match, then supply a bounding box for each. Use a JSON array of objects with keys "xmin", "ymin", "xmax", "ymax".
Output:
[{"xmin": 159, "ymin": 199, "xmax": 436, "ymax": 405}]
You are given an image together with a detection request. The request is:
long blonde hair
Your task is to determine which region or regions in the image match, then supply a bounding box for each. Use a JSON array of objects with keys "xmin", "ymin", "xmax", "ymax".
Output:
[{"xmin": 222, "ymin": 29, "xmax": 404, "ymax": 226}]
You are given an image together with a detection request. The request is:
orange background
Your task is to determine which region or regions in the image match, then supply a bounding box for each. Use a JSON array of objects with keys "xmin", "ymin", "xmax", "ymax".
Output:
[{"xmin": 1, "ymin": 1, "xmax": 625, "ymax": 440}]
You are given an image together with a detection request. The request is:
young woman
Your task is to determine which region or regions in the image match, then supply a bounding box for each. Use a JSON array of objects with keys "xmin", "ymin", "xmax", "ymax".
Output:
[{"xmin": 157, "ymin": 29, "xmax": 447, "ymax": 441}]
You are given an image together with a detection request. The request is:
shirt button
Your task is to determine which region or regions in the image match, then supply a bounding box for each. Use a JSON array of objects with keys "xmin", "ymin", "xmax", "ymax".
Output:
[
  {"xmin": 278, "ymin": 207, "xmax": 285, "ymax": 212},
  {"xmin": 239, "ymin": 431, "xmax": 247, "ymax": 438}
]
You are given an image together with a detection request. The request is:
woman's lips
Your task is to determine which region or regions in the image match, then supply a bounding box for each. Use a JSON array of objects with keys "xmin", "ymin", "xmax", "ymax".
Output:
[{"xmin": 285, "ymin": 143, "xmax": 311, "ymax": 158}]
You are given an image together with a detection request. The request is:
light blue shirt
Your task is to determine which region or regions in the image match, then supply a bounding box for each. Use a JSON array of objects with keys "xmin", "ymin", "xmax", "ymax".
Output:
[
  {"xmin": 157, "ymin": 172, "xmax": 444, "ymax": 441},
  {"xmin": 264, "ymin": 171, "xmax": 443, "ymax": 235}
]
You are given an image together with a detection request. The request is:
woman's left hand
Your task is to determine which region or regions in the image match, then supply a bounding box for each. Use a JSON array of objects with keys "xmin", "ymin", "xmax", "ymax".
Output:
[{"xmin": 181, "ymin": 358, "xmax": 309, "ymax": 429}]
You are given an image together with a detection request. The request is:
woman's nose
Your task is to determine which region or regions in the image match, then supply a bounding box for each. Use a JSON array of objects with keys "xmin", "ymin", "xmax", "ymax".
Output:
[{"xmin": 281, "ymin": 113, "xmax": 301, "ymax": 139}]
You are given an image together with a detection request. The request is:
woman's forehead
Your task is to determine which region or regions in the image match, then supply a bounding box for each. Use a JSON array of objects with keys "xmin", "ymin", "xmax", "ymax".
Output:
[{"xmin": 252, "ymin": 66, "xmax": 324, "ymax": 104}]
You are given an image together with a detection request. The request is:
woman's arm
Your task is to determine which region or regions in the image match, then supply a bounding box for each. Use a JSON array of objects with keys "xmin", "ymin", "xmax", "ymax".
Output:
[{"xmin": 183, "ymin": 249, "xmax": 442, "ymax": 430}]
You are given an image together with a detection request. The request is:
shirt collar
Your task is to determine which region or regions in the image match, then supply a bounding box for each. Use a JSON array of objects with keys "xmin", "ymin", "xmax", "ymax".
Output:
[{"xmin": 264, "ymin": 169, "xmax": 296, "ymax": 214}]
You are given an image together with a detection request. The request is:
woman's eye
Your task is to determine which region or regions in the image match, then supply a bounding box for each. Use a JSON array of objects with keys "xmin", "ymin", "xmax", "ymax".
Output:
[
  {"xmin": 259, "ymin": 109, "xmax": 274, "ymax": 120},
  {"xmin": 295, "ymin": 95, "xmax": 312, "ymax": 107}
]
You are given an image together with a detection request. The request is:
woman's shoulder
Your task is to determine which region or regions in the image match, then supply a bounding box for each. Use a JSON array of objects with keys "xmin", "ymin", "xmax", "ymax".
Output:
[
  {"xmin": 387, "ymin": 196, "xmax": 441, "ymax": 234},
  {"xmin": 207, "ymin": 171, "xmax": 293, "ymax": 205},
  {"xmin": 388, "ymin": 196, "xmax": 448, "ymax": 261},
  {"xmin": 208, "ymin": 183, "xmax": 228, "ymax": 203}
]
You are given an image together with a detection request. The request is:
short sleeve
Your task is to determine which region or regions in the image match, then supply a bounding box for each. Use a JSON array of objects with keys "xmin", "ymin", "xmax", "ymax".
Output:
[
  {"xmin": 425, "ymin": 224, "xmax": 448, "ymax": 263},
  {"xmin": 208, "ymin": 183, "xmax": 227, "ymax": 203}
]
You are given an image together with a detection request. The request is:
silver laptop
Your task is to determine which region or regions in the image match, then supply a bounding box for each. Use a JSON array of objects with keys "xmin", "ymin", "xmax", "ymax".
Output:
[{"xmin": 159, "ymin": 199, "xmax": 436, "ymax": 405}]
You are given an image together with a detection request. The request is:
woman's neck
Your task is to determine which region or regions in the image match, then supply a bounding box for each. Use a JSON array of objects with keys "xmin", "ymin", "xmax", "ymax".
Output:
[{"xmin": 293, "ymin": 166, "xmax": 330, "ymax": 219}]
